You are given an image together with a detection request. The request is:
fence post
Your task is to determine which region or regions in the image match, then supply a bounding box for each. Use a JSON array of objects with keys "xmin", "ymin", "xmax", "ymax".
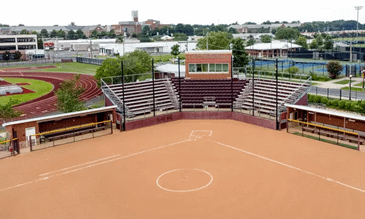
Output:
[
  {"xmin": 316, "ymin": 87, "xmax": 317, "ymax": 95},
  {"xmin": 340, "ymin": 89, "xmax": 342, "ymax": 100},
  {"xmin": 29, "ymin": 136, "xmax": 33, "ymax": 152},
  {"xmin": 327, "ymin": 88, "xmax": 329, "ymax": 98},
  {"xmin": 110, "ymin": 120, "xmax": 113, "ymax": 134}
]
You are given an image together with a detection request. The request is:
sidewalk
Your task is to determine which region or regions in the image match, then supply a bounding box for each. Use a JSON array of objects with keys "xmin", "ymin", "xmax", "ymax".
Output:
[{"xmin": 314, "ymin": 77, "xmax": 364, "ymax": 89}]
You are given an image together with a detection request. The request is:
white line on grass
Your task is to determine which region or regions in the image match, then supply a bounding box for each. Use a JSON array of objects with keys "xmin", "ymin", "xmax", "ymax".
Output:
[{"xmin": 209, "ymin": 140, "xmax": 365, "ymax": 194}]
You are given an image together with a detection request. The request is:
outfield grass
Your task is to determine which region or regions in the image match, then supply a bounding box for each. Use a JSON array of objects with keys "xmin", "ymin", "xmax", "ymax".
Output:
[
  {"xmin": 29, "ymin": 62, "xmax": 99, "ymax": 75},
  {"xmin": 0, "ymin": 78, "xmax": 54, "ymax": 105},
  {"xmin": 333, "ymin": 79, "xmax": 350, "ymax": 85}
]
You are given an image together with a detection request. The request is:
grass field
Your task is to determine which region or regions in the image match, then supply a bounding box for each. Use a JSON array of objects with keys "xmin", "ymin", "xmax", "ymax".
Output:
[
  {"xmin": 0, "ymin": 78, "xmax": 54, "ymax": 105},
  {"xmin": 30, "ymin": 63, "xmax": 99, "ymax": 74},
  {"xmin": 334, "ymin": 79, "xmax": 350, "ymax": 84},
  {"xmin": 341, "ymin": 86, "xmax": 365, "ymax": 92},
  {"xmin": 0, "ymin": 62, "xmax": 99, "ymax": 75},
  {"xmin": 354, "ymin": 82, "xmax": 365, "ymax": 87}
]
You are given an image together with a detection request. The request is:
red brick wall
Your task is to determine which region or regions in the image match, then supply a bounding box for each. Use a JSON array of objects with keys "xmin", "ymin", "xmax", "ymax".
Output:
[
  {"xmin": 124, "ymin": 111, "xmax": 277, "ymax": 131},
  {"xmin": 6, "ymin": 121, "xmax": 39, "ymax": 142},
  {"xmin": 185, "ymin": 52, "xmax": 232, "ymax": 79}
]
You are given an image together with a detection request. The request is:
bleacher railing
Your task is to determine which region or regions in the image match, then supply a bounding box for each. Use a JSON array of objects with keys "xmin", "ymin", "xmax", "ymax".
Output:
[{"xmin": 100, "ymin": 78, "xmax": 131, "ymax": 116}]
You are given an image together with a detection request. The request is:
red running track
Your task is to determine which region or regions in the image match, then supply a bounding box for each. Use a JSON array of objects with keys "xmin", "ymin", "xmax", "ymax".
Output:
[{"xmin": 0, "ymin": 71, "xmax": 102, "ymax": 123}]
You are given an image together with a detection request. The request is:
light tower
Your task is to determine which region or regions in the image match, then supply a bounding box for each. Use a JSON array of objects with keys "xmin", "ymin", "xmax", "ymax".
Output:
[{"xmin": 355, "ymin": 6, "xmax": 363, "ymax": 38}]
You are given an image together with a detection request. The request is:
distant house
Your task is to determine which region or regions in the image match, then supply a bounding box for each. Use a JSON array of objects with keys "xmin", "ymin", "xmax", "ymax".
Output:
[
  {"xmin": 229, "ymin": 23, "xmax": 302, "ymax": 34},
  {"xmin": 245, "ymin": 42, "xmax": 301, "ymax": 58},
  {"xmin": 161, "ymin": 35, "xmax": 173, "ymax": 41}
]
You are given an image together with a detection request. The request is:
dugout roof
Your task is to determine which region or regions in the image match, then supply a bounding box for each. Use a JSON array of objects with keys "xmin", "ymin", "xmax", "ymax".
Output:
[
  {"xmin": 285, "ymin": 104, "xmax": 365, "ymax": 122},
  {"xmin": 2, "ymin": 106, "xmax": 117, "ymax": 127}
]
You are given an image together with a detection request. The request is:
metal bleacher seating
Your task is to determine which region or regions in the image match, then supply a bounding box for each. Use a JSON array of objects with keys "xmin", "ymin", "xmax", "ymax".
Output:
[
  {"xmin": 0, "ymin": 85, "xmax": 23, "ymax": 96},
  {"xmin": 171, "ymin": 78, "xmax": 247, "ymax": 108},
  {"xmin": 106, "ymin": 78, "xmax": 179, "ymax": 117},
  {"xmin": 234, "ymin": 78, "xmax": 310, "ymax": 115}
]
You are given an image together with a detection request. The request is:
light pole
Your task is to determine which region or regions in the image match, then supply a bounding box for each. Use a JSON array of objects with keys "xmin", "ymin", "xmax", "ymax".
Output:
[
  {"xmin": 355, "ymin": 6, "xmax": 363, "ymax": 38},
  {"xmin": 349, "ymin": 74, "xmax": 353, "ymax": 100}
]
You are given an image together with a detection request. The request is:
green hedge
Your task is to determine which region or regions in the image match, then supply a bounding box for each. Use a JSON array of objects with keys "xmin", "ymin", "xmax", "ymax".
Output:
[{"xmin": 307, "ymin": 94, "xmax": 365, "ymax": 114}]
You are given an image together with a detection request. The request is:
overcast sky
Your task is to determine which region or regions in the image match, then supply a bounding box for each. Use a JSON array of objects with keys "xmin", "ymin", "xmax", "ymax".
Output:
[{"xmin": 2, "ymin": 0, "xmax": 365, "ymax": 26}]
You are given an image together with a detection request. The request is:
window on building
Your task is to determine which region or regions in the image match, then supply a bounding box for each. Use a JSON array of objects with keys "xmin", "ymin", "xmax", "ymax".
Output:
[{"xmin": 188, "ymin": 63, "xmax": 229, "ymax": 73}]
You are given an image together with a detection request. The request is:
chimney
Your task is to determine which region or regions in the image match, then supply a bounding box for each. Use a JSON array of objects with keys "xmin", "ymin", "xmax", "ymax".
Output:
[{"xmin": 132, "ymin": 10, "xmax": 138, "ymax": 22}]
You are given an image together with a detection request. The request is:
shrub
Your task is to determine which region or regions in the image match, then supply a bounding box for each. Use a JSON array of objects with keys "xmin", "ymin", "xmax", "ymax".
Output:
[
  {"xmin": 313, "ymin": 95, "xmax": 323, "ymax": 103},
  {"xmin": 338, "ymin": 100, "xmax": 347, "ymax": 109},
  {"xmin": 327, "ymin": 100, "xmax": 333, "ymax": 106},
  {"xmin": 321, "ymin": 97, "xmax": 329, "ymax": 105},
  {"xmin": 308, "ymin": 94, "xmax": 314, "ymax": 102},
  {"xmin": 345, "ymin": 101, "xmax": 352, "ymax": 110},
  {"xmin": 331, "ymin": 99, "xmax": 339, "ymax": 107},
  {"xmin": 326, "ymin": 60, "xmax": 343, "ymax": 79},
  {"xmin": 351, "ymin": 102, "xmax": 360, "ymax": 112}
]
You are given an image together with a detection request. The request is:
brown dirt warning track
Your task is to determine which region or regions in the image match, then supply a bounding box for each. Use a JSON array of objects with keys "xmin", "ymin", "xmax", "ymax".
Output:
[{"xmin": 0, "ymin": 120, "xmax": 365, "ymax": 218}]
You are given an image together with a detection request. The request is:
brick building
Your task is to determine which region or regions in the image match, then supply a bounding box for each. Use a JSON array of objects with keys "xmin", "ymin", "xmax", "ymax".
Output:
[{"xmin": 185, "ymin": 50, "xmax": 232, "ymax": 80}]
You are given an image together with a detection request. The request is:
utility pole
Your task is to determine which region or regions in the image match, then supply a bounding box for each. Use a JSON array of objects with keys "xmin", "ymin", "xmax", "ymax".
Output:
[{"xmin": 206, "ymin": 32, "xmax": 209, "ymax": 50}]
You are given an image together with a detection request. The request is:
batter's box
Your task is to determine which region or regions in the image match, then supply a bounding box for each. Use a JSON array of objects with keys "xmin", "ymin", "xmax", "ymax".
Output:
[{"xmin": 188, "ymin": 130, "xmax": 212, "ymax": 141}]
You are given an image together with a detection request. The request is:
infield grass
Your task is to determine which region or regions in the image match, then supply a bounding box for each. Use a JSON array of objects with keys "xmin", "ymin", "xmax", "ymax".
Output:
[{"xmin": 0, "ymin": 78, "xmax": 53, "ymax": 105}]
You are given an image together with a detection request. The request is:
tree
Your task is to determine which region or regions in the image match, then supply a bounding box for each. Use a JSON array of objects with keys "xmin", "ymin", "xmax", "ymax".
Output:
[
  {"xmin": 309, "ymin": 39, "xmax": 318, "ymax": 49},
  {"xmin": 0, "ymin": 98, "xmax": 22, "ymax": 121},
  {"xmin": 50, "ymin": 30, "xmax": 58, "ymax": 38},
  {"xmin": 228, "ymin": 27, "xmax": 238, "ymax": 34},
  {"xmin": 76, "ymin": 29, "xmax": 86, "ymax": 39},
  {"xmin": 324, "ymin": 35, "xmax": 334, "ymax": 50},
  {"xmin": 58, "ymin": 30, "xmax": 66, "ymax": 38},
  {"xmin": 260, "ymin": 35, "xmax": 272, "ymax": 43},
  {"xmin": 285, "ymin": 66, "xmax": 300, "ymax": 75},
  {"xmin": 38, "ymin": 38, "xmax": 43, "ymax": 49},
  {"xmin": 108, "ymin": 29, "xmax": 116, "ymax": 38},
  {"xmin": 14, "ymin": 51, "xmax": 22, "ymax": 60},
  {"xmin": 3, "ymin": 51, "xmax": 10, "ymax": 61},
  {"xmin": 121, "ymin": 50, "xmax": 152, "ymax": 82},
  {"xmin": 20, "ymin": 29, "xmax": 29, "ymax": 34},
  {"xmin": 173, "ymin": 33, "xmax": 187, "ymax": 41},
  {"xmin": 275, "ymin": 27, "xmax": 300, "ymax": 40},
  {"xmin": 326, "ymin": 61, "xmax": 343, "ymax": 79},
  {"xmin": 142, "ymin": 25, "xmax": 151, "ymax": 36},
  {"xmin": 55, "ymin": 74, "xmax": 85, "ymax": 113},
  {"xmin": 40, "ymin": 29, "xmax": 49, "ymax": 38},
  {"xmin": 91, "ymin": 30, "xmax": 98, "ymax": 38},
  {"xmin": 196, "ymin": 31, "xmax": 231, "ymax": 50},
  {"xmin": 232, "ymin": 38, "xmax": 249, "ymax": 67},
  {"xmin": 94, "ymin": 58, "xmax": 121, "ymax": 85},
  {"xmin": 295, "ymin": 36, "xmax": 308, "ymax": 49},
  {"xmin": 171, "ymin": 44, "xmax": 180, "ymax": 57},
  {"xmin": 316, "ymin": 35, "xmax": 324, "ymax": 49},
  {"xmin": 67, "ymin": 30, "xmax": 76, "ymax": 39},
  {"xmin": 246, "ymin": 37, "xmax": 256, "ymax": 47}
]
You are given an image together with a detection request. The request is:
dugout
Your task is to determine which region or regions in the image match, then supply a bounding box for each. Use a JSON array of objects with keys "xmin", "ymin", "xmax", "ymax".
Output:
[
  {"xmin": 2, "ymin": 106, "xmax": 116, "ymax": 147},
  {"xmin": 286, "ymin": 104, "xmax": 365, "ymax": 150}
]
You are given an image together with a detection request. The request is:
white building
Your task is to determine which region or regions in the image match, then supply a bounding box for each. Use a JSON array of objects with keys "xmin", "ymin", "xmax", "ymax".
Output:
[
  {"xmin": 0, "ymin": 34, "xmax": 37, "ymax": 51},
  {"xmin": 99, "ymin": 41, "xmax": 197, "ymax": 56}
]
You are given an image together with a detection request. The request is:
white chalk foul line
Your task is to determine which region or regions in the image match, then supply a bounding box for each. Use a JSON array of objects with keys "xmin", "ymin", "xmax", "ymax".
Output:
[
  {"xmin": 209, "ymin": 140, "xmax": 365, "ymax": 194},
  {"xmin": 0, "ymin": 139, "xmax": 189, "ymax": 193},
  {"xmin": 39, "ymin": 154, "xmax": 122, "ymax": 177}
]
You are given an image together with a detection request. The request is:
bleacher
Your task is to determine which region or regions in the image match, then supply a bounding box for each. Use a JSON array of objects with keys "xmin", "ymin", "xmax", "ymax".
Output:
[
  {"xmin": 171, "ymin": 78, "xmax": 247, "ymax": 108},
  {"xmin": 107, "ymin": 78, "xmax": 179, "ymax": 117},
  {"xmin": 235, "ymin": 78, "xmax": 310, "ymax": 115},
  {"xmin": 0, "ymin": 85, "xmax": 23, "ymax": 96}
]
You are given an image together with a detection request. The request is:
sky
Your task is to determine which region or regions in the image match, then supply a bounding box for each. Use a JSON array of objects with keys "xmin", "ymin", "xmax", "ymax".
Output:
[{"xmin": 1, "ymin": 0, "xmax": 365, "ymax": 26}]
